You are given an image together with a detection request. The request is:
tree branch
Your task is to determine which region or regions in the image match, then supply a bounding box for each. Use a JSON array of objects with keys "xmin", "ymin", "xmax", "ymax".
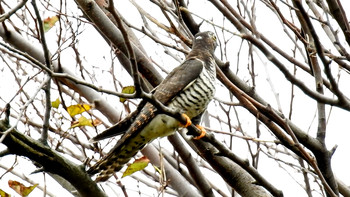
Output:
[
  {"xmin": 0, "ymin": 0, "xmax": 28, "ymax": 22},
  {"xmin": 31, "ymin": 0, "xmax": 51, "ymax": 144},
  {"xmin": 168, "ymin": 133, "xmax": 215, "ymax": 197},
  {"xmin": 75, "ymin": 0, "xmax": 163, "ymax": 88},
  {"xmin": 0, "ymin": 119, "xmax": 107, "ymax": 197}
]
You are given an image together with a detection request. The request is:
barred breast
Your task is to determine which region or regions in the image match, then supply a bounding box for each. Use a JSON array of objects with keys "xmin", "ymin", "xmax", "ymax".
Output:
[{"xmin": 170, "ymin": 58, "xmax": 216, "ymax": 119}]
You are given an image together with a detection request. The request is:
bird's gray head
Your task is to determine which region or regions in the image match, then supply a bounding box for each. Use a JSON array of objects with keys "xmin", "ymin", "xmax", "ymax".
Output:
[{"xmin": 192, "ymin": 31, "xmax": 217, "ymax": 54}]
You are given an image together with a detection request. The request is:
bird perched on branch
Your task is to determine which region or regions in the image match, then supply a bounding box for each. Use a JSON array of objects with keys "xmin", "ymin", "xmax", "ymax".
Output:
[{"xmin": 87, "ymin": 31, "xmax": 218, "ymax": 182}]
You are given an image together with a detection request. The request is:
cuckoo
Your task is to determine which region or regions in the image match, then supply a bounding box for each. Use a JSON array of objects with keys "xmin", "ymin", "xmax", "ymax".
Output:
[{"xmin": 87, "ymin": 31, "xmax": 218, "ymax": 182}]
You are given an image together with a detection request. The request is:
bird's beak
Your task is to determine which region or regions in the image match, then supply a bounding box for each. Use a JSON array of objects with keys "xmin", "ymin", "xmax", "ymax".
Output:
[{"xmin": 212, "ymin": 35, "xmax": 218, "ymax": 48}]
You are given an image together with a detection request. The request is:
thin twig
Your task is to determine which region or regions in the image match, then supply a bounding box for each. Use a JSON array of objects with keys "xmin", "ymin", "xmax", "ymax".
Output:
[
  {"xmin": 107, "ymin": 0, "xmax": 142, "ymax": 95},
  {"xmin": 240, "ymin": 33, "xmax": 344, "ymax": 108},
  {"xmin": 0, "ymin": 0, "xmax": 28, "ymax": 22},
  {"xmin": 31, "ymin": 0, "xmax": 52, "ymax": 144},
  {"xmin": 295, "ymin": 0, "xmax": 348, "ymax": 109},
  {"xmin": 0, "ymin": 77, "xmax": 50, "ymax": 143},
  {"xmin": 210, "ymin": 0, "xmax": 336, "ymax": 96}
]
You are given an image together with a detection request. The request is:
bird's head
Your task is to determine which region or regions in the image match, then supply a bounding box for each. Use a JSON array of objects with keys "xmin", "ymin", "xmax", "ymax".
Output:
[{"xmin": 192, "ymin": 31, "xmax": 218, "ymax": 54}]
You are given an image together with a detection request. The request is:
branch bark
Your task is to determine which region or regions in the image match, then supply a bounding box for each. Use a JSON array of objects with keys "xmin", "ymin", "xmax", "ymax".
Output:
[{"xmin": 0, "ymin": 120, "xmax": 107, "ymax": 197}]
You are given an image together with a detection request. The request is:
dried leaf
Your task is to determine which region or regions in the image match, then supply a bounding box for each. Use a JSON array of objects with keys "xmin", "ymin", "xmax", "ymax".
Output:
[
  {"xmin": 92, "ymin": 119, "xmax": 102, "ymax": 126},
  {"xmin": 120, "ymin": 86, "xmax": 135, "ymax": 103},
  {"xmin": 122, "ymin": 156, "xmax": 150, "ymax": 178},
  {"xmin": 8, "ymin": 180, "xmax": 38, "ymax": 197},
  {"xmin": 43, "ymin": 16, "xmax": 59, "ymax": 32},
  {"xmin": 67, "ymin": 104, "xmax": 91, "ymax": 117}
]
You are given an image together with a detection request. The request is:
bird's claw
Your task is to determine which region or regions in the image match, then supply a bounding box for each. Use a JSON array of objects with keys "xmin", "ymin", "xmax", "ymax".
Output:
[
  {"xmin": 193, "ymin": 125, "xmax": 206, "ymax": 140},
  {"xmin": 181, "ymin": 113, "xmax": 192, "ymax": 128}
]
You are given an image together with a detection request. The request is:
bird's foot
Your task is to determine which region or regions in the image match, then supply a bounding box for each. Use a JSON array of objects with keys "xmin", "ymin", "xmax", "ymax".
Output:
[
  {"xmin": 193, "ymin": 125, "xmax": 206, "ymax": 140},
  {"xmin": 180, "ymin": 114, "xmax": 206, "ymax": 139},
  {"xmin": 180, "ymin": 113, "xmax": 192, "ymax": 128}
]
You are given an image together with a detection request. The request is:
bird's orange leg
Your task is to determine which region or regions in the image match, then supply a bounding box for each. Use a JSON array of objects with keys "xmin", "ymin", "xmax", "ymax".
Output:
[
  {"xmin": 180, "ymin": 114, "xmax": 206, "ymax": 139},
  {"xmin": 180, "ymin": 113, "xmax": 192, "ymax": 128},
  {"xmin": 193, "ymin": 125, "xmax": 206, "ymax": 140}
]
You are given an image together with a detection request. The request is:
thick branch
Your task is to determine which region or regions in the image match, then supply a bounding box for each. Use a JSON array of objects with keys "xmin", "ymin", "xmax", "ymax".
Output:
[
  {"xmin": 0, "ymin": 120, "xmax": 106, "ymax": 197},
  {"xmin": 325, "ymin": 0, "xmax": 350, "ymax": 45},
  {"xmin": 175, "ymin": 0, "xmax": 200, "ymax": 34},
  {"xmin": 168, "ymin": 133, "xmax": 215, "ymax": 197},
  {"xmin": 183, "ymin": 131, "xmax": 274, "ymax": 197}
]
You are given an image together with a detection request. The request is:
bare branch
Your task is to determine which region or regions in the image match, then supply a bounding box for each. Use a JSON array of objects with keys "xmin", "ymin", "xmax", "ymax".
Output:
[{"xmin": 0, "ymin": 0, "xmax": 28, "ymax": 22}]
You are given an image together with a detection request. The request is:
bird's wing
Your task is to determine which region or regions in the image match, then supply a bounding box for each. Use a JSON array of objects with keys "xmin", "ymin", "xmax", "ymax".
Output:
[{"xmin": 153, "ymin": 57, "xmax": 205, "ymax": 104}]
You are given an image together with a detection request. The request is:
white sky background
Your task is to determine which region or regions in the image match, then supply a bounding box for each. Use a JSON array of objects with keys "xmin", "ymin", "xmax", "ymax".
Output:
[{"xmin": 1, "ymin": 0, "xmax": 350, "ymax": 196}]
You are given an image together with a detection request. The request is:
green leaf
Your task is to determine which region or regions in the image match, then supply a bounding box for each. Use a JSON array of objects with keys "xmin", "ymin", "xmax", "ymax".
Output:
[
  {"xmin": 122, "ymin": 156, "xmax": 149, "ymax": 177},
  {"xmin": 120, "ymin": 86, "xmax": 135, "ymax": 103}
]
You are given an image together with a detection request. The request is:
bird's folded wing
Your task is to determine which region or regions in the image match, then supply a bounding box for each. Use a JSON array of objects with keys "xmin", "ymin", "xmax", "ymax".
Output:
[{"xmin": 154, "ymin": 58, "xmax": 205, "ymax": 104}]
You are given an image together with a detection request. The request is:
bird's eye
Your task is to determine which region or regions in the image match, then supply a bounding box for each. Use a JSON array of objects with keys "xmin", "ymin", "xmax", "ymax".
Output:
[{"xmin": 212, "ymin": 34, "xmax": 217, "ymax": 41}]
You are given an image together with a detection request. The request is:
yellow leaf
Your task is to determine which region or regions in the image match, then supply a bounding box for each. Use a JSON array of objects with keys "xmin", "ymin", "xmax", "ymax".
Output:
[
  {"xmin": 71, "ymin": 116, "xmax": 93, "ymax": 128},
  {"xmin": 70, "ymin": 117, "xmax": 101, "ymax": 128},
  {"xmin": 43, "ymin": 15, "xmax": 59, "ymax": 32},
  {"xmin": 122, "ymin": 156, "xmax": 150, "ymax": 178},
  {"xmin": 51, "ymin": 98, "xmax": 61, "ymax": 108},
  {"xmin": 67, "ymin": 104, "xmax": 91, "ymax": 117},
  {"xmin": 0, "ymin": 189, "xmax": 10, "ymax": 197},
  {"xmin": 8, "ymin": 180, "xmax": 38, "ymax": 197},
  {"xmin": 120, "ymin": 86, "xmax": 135, "ymax": 103}
]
